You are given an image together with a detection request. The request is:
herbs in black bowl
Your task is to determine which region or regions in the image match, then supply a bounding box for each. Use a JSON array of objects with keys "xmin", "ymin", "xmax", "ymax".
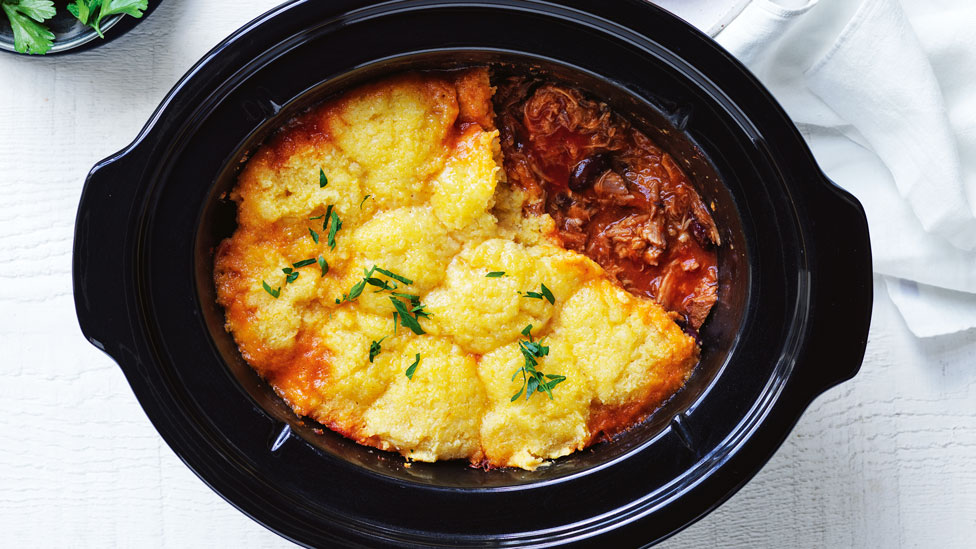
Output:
[{"xmin": 1, "ymin": 0, "xmax": 147, "ymax": 55}]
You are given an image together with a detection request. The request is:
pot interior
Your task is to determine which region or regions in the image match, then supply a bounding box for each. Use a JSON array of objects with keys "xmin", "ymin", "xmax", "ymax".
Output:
[{"xmin": 194, "ymin": 51, "xmax": 750, "ymax": 488}]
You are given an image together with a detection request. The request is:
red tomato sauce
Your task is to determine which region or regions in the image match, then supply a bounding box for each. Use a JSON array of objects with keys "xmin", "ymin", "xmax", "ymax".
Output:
[{"xmin": 495, "ymin": 77, "xmax": 720, "ymax": 330}]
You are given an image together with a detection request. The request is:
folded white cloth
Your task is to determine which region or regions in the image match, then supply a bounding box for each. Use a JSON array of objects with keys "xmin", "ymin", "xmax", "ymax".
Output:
[{"xmin": 657, "ymin": 0, "xmax": 976, "ymax": 337}]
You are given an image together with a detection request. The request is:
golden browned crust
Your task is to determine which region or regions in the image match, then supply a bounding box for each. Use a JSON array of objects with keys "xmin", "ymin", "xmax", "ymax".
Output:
[{"xmin": 214, "ymin": 68, "xmax": 698, "ymax": 470}]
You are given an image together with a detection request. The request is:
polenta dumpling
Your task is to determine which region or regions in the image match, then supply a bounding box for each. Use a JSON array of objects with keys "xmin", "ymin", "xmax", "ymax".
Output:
[{"xmin": 214, "ymin": 69, "xmax": 698, "ymax": 470}]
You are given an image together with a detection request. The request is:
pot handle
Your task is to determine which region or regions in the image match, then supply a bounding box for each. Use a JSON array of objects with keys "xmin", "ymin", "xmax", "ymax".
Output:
[
  {"xmin": 73, "ymin": 147, "xmax": 146, "ymax": 364},
  {"xmin": 794, "ymin": 174, "xmax": 874, "ymax": 397}
]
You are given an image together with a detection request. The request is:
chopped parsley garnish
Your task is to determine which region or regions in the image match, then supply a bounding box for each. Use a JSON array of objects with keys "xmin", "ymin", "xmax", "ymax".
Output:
[
  {"xmin": 292, "ymin": 258, "xmax": 316, "ymax": 268},
  {"xmin": 389, "ymin": 292, "xmax": 432, "ymax": 326},
  {"xmin": 520, "ymin": 283, "xmax": 555, "ymax": 305},
  {"xmin": 309, "ymin": 214, "xmax": 324, "ymax": 220},
  {"xmin": 365, "ymin": 277, "xmax": 397, "ymax": 292},
  {"xmin": 359, "ymin": 266, "xmax": 399, "ymax": 292},
  {"xmin": 360, "ymin": 195, "xmax": 372, "ymax": 209},
  {"xmin": 340, "ymin": 266, "xmax": 416, "ymax": 306},
  {"xmin": 262, "ymin": 280, "xmax": 281, "ymax": 298},
  {"xmin": 331, "ymin": 265, "xmax": 429, "ymax": 364},
  {"xmin": 323, "ymin": 205, "xmax": 334, "ymax": 231},
  {"xmin": 485, "ymin": 271, "xmax": 506, "ymax": 278},
  {"xmin": 540, "ymin": 283, "xmax": 555, "ymax": 303},
  {"xmin": 511, "ymin": 324, "xmax": 565, "ymax": 401},
  {"xmin": 405, "ymin": 353, "xmax": 421, "ymax": 379},
  {"xmin": 327, "ymin": 209, "xmax": 342, "ymax": 249},
  {"xmin": 319, "ymin": 169, "xmax": 328, "ymax": 188},
  {"xmin": 390, "ymin": 296, "xmax": 425, "ymax": 335},
  {"xmin": 308, "ymin": 227, "xmax": 320, "ymax": 244},
  {"xmin": 282, "ymin": 267, "xmax": 299, "ymax": 284},
  {"xmin": 520, "ymin": 339, "xmax": 549, "ymax": 359},
  {"xmin": 317, "ymin": 256, "xmax": 329, "ymax": 277},
  {"xmin": 411, "ymin": 302, "xmax": 432, "ymax": 319},
  {"xmin": 373, "ymin": 266, "xmax": 412, "ymax": 285},
  {"xmin": 368, "ymin": 337, "xmax": 386, "ymax": 363},
  {"xmin": 341, "ymin": 278, "xmax": 367, "ymax": 302}
]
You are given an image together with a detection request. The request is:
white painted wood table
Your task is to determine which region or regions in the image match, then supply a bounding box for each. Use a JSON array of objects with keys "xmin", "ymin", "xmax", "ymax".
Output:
[{"xmin": 1, "ymin": 1, "xmax": 973, "ymax": 547}]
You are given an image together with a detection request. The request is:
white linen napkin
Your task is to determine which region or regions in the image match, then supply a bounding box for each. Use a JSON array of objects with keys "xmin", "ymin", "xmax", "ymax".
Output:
[{"xmin": 656, "ymin": 0, "xmax": 976, "ymax": 337}]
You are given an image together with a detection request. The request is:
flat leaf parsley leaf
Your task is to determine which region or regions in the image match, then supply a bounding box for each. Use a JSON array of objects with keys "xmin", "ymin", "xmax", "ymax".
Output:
[
  {"xmin": 68, "ymin": 0, "xmax": 147, "ymax": 38},
  {"xmin": 485, "ymin": 271, "xmax": 506, "ymax": 278},
  {"xmin": 405, "ymin": 353, "xmax": 421, "ymax": 379},
  {"xmin": 2, "ymin": 0, "xmax": 56, "ymax": 54}
]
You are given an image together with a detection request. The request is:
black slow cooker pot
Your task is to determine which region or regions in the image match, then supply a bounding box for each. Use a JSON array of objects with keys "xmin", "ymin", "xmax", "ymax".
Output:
[{"xmin": 73, "ymin": 1, "xmax": 873, "ymax": 546}]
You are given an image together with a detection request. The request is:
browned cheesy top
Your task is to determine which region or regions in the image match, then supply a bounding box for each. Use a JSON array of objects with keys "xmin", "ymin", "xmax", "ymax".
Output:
[{"xmin": 214, "ymin": 68, "xmax": 708, "ymax": 470}]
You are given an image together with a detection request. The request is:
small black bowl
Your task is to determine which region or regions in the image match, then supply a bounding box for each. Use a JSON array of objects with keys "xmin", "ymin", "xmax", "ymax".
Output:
[
  {"xmin": 0, "ymin": 0, "xmax": 161, "ymax": 55},
  {"xmin": 73, "ymin": 1, "xmax": 873, "ymax": 546}
]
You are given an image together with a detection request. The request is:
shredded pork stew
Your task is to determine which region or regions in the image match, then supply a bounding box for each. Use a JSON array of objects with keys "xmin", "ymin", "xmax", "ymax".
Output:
[{"xmin": 495, "ymin": 77, "xmax": 721, "ymax": 331}]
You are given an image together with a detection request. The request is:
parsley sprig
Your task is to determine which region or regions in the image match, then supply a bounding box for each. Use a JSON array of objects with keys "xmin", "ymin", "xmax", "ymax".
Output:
[
  {"xmin": 1, "ymin": 0, "xmax": 148, "ymax": 55},
  {"xmin": 68, "ymin": 0, "xmax": 147, "ymax": 38},
  {"xmin": 2, "ymin": 0, "xmax": 55, "ymax": 54},
  {"xmin": 511, "ymin": 324, "xmax": 566, "ymax": 402}
]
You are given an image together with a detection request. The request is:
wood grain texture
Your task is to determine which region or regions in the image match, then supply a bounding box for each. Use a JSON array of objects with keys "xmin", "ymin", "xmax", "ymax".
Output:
[{"xmin": 0, "ymin": 1, "xmax": 973, "ymax": 546}]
